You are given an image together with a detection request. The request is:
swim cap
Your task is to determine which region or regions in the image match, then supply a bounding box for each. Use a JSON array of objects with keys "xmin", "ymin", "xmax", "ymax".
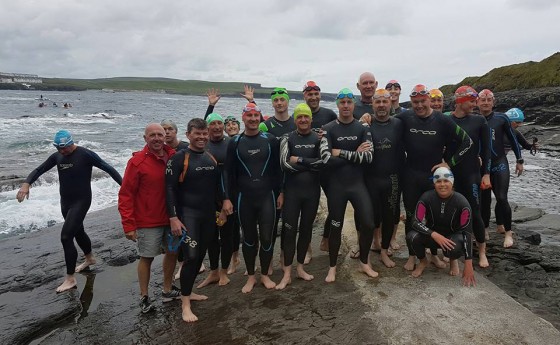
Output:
[
  {"xmin": 206, "ymin": 112, "xmax": 224, "ymax": 124},
  {"xmin": 506, "ymin": 108, "xmax": 525, "ymax": 122},
  {"xmin": 454, "ymin": 85, "xmax": 478, "ymax": 104},
  {"xmin": 410, "ymin": 84, "xmax": 430, "ymax": 98},
  {"xmin": 242, "ymin": 103, "xmax": 262, "ymax": 116},
  {"xmin": 336, "ymin": 88, "xmax": 355, "ymax": 104},
  {"xmin": 271, "ymin": 87, "xmax": 290, "ymax": 102},
  {"xmin": 429, "ymin": 89, "xmax": 443, "ymax": 99},
  {"xmin": 303, "ymin": 81, "xmax": 321, "ymax": 93},
  {"xmin": 385, "ymin": 80, "xmax": 401, "ymax": 89},
  {"xmin": 478, "ymin": 89, "xmax": 494, "ymax": 99},
  {"xmin": 293, "ymin": 103, "xmax": 312, "ymax": 120},
  {"xmin": 373, "ymin": 88, "xmax": 391, "ymax": 99},
  {"xmin": 224, "ymin": 115, "xmax": 240, "ymax": 125},
  {"xmin": 160, "ymin": 119, "xmax": 178, "ymax": 132},
  {"xmin": 432, "ymin": 167, "xmax": 454, "ymax": 184},
  {"xmin": 53, "ymin": 130, "xmax": 74, "ymax": 148}
]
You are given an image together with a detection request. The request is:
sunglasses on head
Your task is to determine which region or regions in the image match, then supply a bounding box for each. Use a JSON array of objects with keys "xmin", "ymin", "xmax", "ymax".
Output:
[
  {"xmin": 410, "ymin": 90, "xmax": 430, "ymax": 97},
  {"xmin": 386, "ymin": 83, "xmax": 401, "ymax": 89},
  {"xmin": 303, "ymin": 85, "xmax": 321, "ymax": 92},
  {"xmin": 337, "ymin": 92, "xmax": 354, "ymax": 99}
]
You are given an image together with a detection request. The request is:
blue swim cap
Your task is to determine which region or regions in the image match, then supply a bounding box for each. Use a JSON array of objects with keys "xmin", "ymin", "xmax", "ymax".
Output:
[
  {"xmin": 506, "ymin": 108, "xmax": 524, "ymax": 122},
  {"xmin": 53, "ymin": 130, "xmax": 74, "ymax": 148}
]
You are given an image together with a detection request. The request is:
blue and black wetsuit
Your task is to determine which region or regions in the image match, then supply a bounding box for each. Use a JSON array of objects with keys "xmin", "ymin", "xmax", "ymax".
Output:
[
  {"xmin": 395, "ymin": 110, "xmax": 472, "ymax": 256},
  {"xmin": 365, "ymin": 117, "xmax": 405, "ymax": 250},
  {"xmin": 24, "ymin": 146, "xmax": 122, "ymax": 275},
  {"xmin": 504, "ymin": 128, "xmax": 533, "ymax": 152},
  {"xmin": 481, "ymin": 112, "xmax": 522, "ymax": 231},
  {"xmin": 320, "ymin": 119, "xmax": 374, "ymax": 266},
  {"xmin": 280, "ymin": 130, "xmax": 323, "ymax": 266},
  {"xmin": 224, "ymin": 132, "xmax": 282, "ymax": 276},
  {"xmin": 406, "ymin": 190, "xmax": 473, "ymax": 260},
  {"xmin": 165, "ymin": 147, "xmax": 222, "ymax": 296},
  {"xmin": 446, "ymin": 113, "xmax": 491, "ymax": 243}
]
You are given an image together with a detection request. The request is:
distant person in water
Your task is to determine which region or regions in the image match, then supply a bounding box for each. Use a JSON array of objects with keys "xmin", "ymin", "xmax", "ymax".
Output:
[{"xmin": 16, "ymin": 130, "xmax": 122, "ymax": 292}]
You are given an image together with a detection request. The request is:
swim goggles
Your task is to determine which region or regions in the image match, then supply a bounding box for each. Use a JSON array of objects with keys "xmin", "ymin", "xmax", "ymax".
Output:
[
  {"xmin": 433, "ymin": 173, "xmax": 454, "ymax": 181},
  {"xmin": 242, "ymin": 105, "xmax": 262, "ymax": 113},
  {"xmin": 271, "ymin": 90, "xmax": 288, "ymax": 96},
  {"xmin": 167, "ymin": 230, "xmax": 187, "ymax": 253},
  {"xmin": 224, "ymin": 116, "xmax": 240, "ymax": 124},
  {"xmin": 336, "ymin": 91, "xmax": 354, "ymax": 100},
  {"xmin": 385, "ymin": 82, "xmax": 401, "ymax": 89},
  {"xmin": 410, "ymin": 89, "xmax": 430, "ymax": 97},
  {"xmin": 373, "ymin": 89, "xmax": 391, "ymax": 99},
  {"xmin": 429, "ymin": 89, "xmax": 443, "ymax": 99}
]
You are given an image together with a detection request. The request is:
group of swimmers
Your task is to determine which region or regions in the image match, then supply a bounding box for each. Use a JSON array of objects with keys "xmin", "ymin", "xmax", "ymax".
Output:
[{"xmin": 16, "ymin": 73, "xmax": 533, "ymax": 323}]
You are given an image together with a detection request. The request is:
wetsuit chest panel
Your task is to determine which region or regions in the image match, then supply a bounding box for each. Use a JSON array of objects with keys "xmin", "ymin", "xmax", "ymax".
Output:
[
  {"xmin": 312, "ymin": 107, "xmax": 337, "ymax": 131},
  {"xmin": 175, "ymin": 149, "xmax": 219, "ymax": 211},
  {"xmin": 368, "ymin": 118, "xmax": 405, "ymax": 176},
  {"xmin": 56, "ymin": 147, "xmax": 97, "ymax": 199},
  {"xmin": 206, "ymin": 137, "xmax": 230, "ymax": 165},
  {"xmin": 264, "ymin": 117, "xmax": 296, "ymax": 138},
  {"xmin": 234, "ymin": 133, "xmax": 278, "ymax": 194}
]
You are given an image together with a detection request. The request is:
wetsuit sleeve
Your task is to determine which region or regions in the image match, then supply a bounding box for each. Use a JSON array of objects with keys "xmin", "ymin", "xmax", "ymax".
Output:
[
  {"xmin": 452, "ymin": 198, "xmax": 473, "ymax": 260},
  {"xmin": 339, "ymin": 128, "xmax": 373, "ymax": 164},
  {"xmin": 24, "ymin": 153, "xmax": 57, "ymax": 184},
  {"xmin": 515, "ymin": 129, "xmax": 532, "ymax": 150},
  {"xmin": 411, "ymin": 198, "xmax": 434, "ymax": 236},
  {"xmin": 444, "ymin": 118, "xmax": 473, "ymax": 168},
  {"xmin": 280, "ymin": 135, "xmax": 313, "ymax": 172},
  {"xmin": 503, "ymin": 117, "xmax": 522, "ymax": 160},
  {"xmin": 118, "ymin": 159, "xmax": 140, "ymax": 233},
  {"xmin": 319, "ymin": 132, "xmax": 346, "ymax": 168},
  {"xmin": 87, "ymin": 149, "xmax": 123, "ymax": 185},
  {"xmin": 203, "ymin": 105, "xmax": 215, "ymax": 119},
  {"xmin": 165, "ymin": 152, "xmax": 184, "ymax": 218},
  {"xmin": 223, "ymin": 138, "xmax": 237, "ymax": 200},
  {"xmin": 480, "ymin": 118, "xmax": 492, "ymax": 175}
]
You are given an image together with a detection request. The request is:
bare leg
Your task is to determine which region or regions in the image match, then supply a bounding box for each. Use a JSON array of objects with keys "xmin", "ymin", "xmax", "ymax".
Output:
[
  {"xmin": 242, "ymin": 275, "xmax": 257, "ymax": 293},
  {"xmin": 227, "ymin": 252, "xmax": 240, "ymax": 275},
  {"xmin": 162, "ymin": 252, "xmax": 177, "ymax": 293},
  {"xmin": 371, "ymin": 227, "xmax": 381, "ymax": 251},
  {"xmin": 56, "ymin": 274, "xmax": 77, "ymax": 292},
  {"xmin": 138, "ymin": 257, "xmax": 154, "ymax": 297},
  {"xmin": 325, "ymin": 266, "xmax": 337, "ymax": 283},
  {"xmin": 404, "ymin": 255, "xmax": 416, "ymax": 271},
  {"xmin": 174, "ymin": 261, "xmax": 183, "ymax": 281},
  {"xmin": 218, "ymin": 268, "xmax": 230, "ymax": 286},
  {"xmin": 484, "ymin": 228, "xmax": 490, "ymax": 241},
  {"xmin": 296, "ymin": 263, "xmax": 314, "ymax": 281},
  {"xmin": 181, "ymin": 295, "xmax": 198, "ymax": 323},
  {"xmin": 503, "ymin": 230, "xmax": 514, "ymax": 248},
  {"xmin": 449, "ymin": 259, "xmax": 460, "ymax": 276},
  {"xmin": 75, "ymin": 253, "xmax": 96, "ymax": 273},
  {"xmin": 478, "ymin": 242, "xmax": 489, "ymax": 268},
  {"xmin": 199, "ymin": 263, "xmax": 206, "ymax": 273},
  {"xmin": 275, "ymin": 266, "xmax": 292, "ymax": 290},
  {"xmin": 359, "ymin": 261, "xmax": 379, "ymax": 278},
  {"xmin": 497, "ymin": 224, "xmax": 506, "ymax": 234},
  {"xmin": 390, "ymin": 224, "xmax": 400, "ymax": 250},
  {"xmin": 261, "ymin": 275, "xmax": 276, "ymax": 289},
  {"xmin": 320, "ymin": 237, "xmax": 329, "ymax": 252},
  {"xmin": 380, "ymin": 249, "xmax": 396, "ymax": 268},
  {"xmin": 197, "ymin": 269, "xmax": 220, "ymax": 288},
  {"xmin": 411, "ymin": 258, "xmax": 429, "ymax": 278},
  {"xmin": 304, "ymin": 246, "xmax": 312, "ymax": 265}
]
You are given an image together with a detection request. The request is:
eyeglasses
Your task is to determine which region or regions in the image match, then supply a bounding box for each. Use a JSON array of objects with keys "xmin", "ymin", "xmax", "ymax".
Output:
[
  {"xmin": 337, "ymin": 92, "xmax": 354, "ymax": 99},
  {"xmin": 303, "ymin": 85, "xmax": 321, "ymax": 92},
  {"xmin": 410, "ymin": 90, "xmax": 430, "ymax": 97},
  {"xmin": 386, "ymin": 82, "xmax": 401, "ymax": 89}
]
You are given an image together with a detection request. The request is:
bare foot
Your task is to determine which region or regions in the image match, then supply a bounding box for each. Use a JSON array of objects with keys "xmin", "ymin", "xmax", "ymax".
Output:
[
  {"xmin": 181, "ymin": 296, "xmax": 198, "ymax": 323},
  {"xmin": 190, "ymin": 292, "xmax": 208, "ymax": 301},
  {"xmin": 497, "ymin": 225, "xmax": 506, "ymax": 234},
  {"xmin": 477, "ymin": 242, "xmax": 489, "ymax": 268},
  {"xmin": 443, "ymin": 256, "xmax": 450, "ymax": 263},
  {"xmin": 431, "ymin": 255, "xmax": 447, "ymax": 269},
  {"xmin": 199, "ymin": 263, "xmax": 206, "ymax": 273},
  {"xmin": 325, "ymin": 266, "xmax": 336, "ymax": 283},
  {"xmin": 404, "ymin": 256, "xmax": 416, "ymax": 271},
  {"xmin": 320, "ymin": 237, "xmax": 329, "ymax": 252},
  {"xmin": 504, "ymin": 231, "xmax": 514, "ymax": 248},
  {"xmin": 485, "ymin": 228, "xmax": 490, "ymax": 241},
  {"xmin": 227, "ymin": 253, "xmax": 240, "ymax": 275},
  {"xmin": 296, "ymin": 264, "xmax": 314, "ymax": 281},
  {"xmin": 359, "ymin": 262, "xmax": 379, "ymax": 278},
  {"xmin": 174, "ymin": 262, "xmax": 183, "ymax": 281},
  {"xmin": 261, "ymin": 275, "xmax": 276, "ymax": 289},
  {"xmin": 390, "ymin": 240, "xmax": 401, "ymax": 251},
  {"xmin": 75, "ymin": 254, "xmax": 96, "ymax": 273},
  {"xmin": 218, "ymin": 269, "xmax": 230, "ymax": 286},
  {"xmin": 449, "ymin": 260, "xmax": 460, "ymax": 276},
  {"xmin": 56, "ymin": 275, "xmax": 77, "ymax": 293},
  {"xmin": 275, "ymin": 267, "xmax": 291, "ymax": 290},
  {"xmin": 242, "ymin": 275, "xmax": 257, "ymax": 293},
  {"xmin": 304, "ymin": 247, "xmax": 312, "ymax": 265},
  {"xmin": 380, "ymin": 249, "xmax": 396, "ymax": 268},
  {"xmin": 196, "ymin": 270, "xmax": 219, "ymax": 288},
  {"xmin": 411, "ymin": 258, "xmax": 429, "ymax": 278}
]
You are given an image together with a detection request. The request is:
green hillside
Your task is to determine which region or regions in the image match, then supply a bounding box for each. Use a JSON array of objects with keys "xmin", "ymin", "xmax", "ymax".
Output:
[{"xmin": 440, "ymin": 52, "xmax": 560, "ymax": 95}]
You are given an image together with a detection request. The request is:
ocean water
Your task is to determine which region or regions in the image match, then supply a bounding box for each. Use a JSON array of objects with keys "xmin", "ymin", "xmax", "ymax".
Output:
[{"xmin": 0, "ymin": 90, "xmax": 558, "ymax": 236}]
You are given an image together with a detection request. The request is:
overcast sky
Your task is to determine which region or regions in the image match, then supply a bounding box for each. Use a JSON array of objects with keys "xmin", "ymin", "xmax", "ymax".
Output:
[{"xmin": 1, "ymin": 0, "xmax": 559, "ymax": 93}]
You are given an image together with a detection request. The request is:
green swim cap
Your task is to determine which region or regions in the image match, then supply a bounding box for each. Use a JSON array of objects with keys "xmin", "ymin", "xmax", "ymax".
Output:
[
  {"xmin": 293, "ymin": 103, "xmax": 312, "ymax": 120},
  {"xmin": 270, "ymin": 87, "xmax": 290, "ymax": 102},
  {"xmin": 336, "ymin": 88, "xmax": 355, "ymax": 104},
  {"xmin": 206, "ymin": 112, "xmax": 224, "ymax": 124}
]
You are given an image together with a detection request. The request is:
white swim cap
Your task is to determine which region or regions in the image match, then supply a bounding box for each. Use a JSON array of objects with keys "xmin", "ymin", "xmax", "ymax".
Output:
[{"xmin": 432, "ymin": 167, "xmax": 454, "ymax": 184}]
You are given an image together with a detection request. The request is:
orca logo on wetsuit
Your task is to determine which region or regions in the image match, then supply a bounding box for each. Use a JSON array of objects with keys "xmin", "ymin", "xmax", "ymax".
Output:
[
  {"xmin": 410, "ymin": 128, "xmax": 437, "ymax": 135},
  {"xmin": 59, "ymin": 163, "xmax": 73, "ymax": 170},
  {"xmin": 195, "ymin": 166, "xmax": 215, "ymax": 171},
  {"xmin": 337, "ymin": 136, "xmax": 358, "ymax": 141},
  {"xmin": 294, "ymin": 144, "xmax": 316, "ymax": 149},
  {"xmin": 248, "ymin": 149, "xmax": 260, "ymax": 155}
]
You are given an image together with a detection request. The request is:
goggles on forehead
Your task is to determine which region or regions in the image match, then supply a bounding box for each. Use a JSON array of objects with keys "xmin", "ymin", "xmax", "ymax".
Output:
[
  {"xmin": 410, "ymin": 90, "xmax": 430, "ymax": 97},
  {"xmin": 224, "ymin": 116, "xmax": 240, "ymax": 124},
  {"xmin": 386, "ymin": 82, "xmax": 401, "ymax": 89},
  {"xmin": 433, "ymin": 173, "xmax": 453, "ymax": 180},
  {"xmin": 303, "ymin": 85, "xmax": 321, "ymax": 92},
  {"xmin": 337, "ymin": 91, "xmax": 354, "ymax": 100},
  {"xmin": 373, "ymin": 91, "xmax": 391, "ymax": 99},
  {"xmin": 271, "ymin": 90, "xmax": 288, "ymax": 96},
  {"xmin": 242, "ymin": 105, "xmax": 262, "ymax": 113}
]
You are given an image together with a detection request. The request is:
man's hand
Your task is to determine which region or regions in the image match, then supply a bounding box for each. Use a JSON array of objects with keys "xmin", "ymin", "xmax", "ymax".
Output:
[
  {"xmin": 462, "ymin": 260, "xmax": 476, "ymax": 287},
  {"xmin": 431, "ymin": 232, "xmax": 455, "ymax": 251},
  {"xmin": 515, "ymin": 163, "xmax": 524, "ymax": 176},
  {"xmin": 125, "ymin": 230, "xmax": 137, "ymax": 242},
  {"xmin": 222, "ymin": 199, "xmax": 234, "ymax": 215},
  {"xmin": 356, "ymin": 142, "xmax": 372, "ymax": 153},
  {"xmin": 240, "ymin": 85, "xmax": 255, "ymax": 102},
  {"xmin": 277, "ymin": 192, "xmax": 284, "ymax": 209},
  {"xmin": 217, "ymin": 210, "xmax": 227, "ymax": 226},
  {"xmin": 481, "ymin": 174, "xmax": 491, "ymax": 190},
  {"xmin": 431, "ymin": 161, "xmax": 450, "ymax": 172},
  {"xmin": 289, "ymin": 156, "xmax": 299, "ymax": 164},
  {"xmin": 169, "ymin": 217, "xmax": 186, "ymax": 236},
  {"xmin": 16, "ymin": 183, "xmax": 30, "ymax": 203},
  {"xmin": 207, "ymin": 88, "xmax": 221, "ymax": 106},
  {"xmin": 359, "ymin": 113, "xmax": 372, "ymax": 125},
  {"xmin": 332, "ymin": 149, "xmax": 341, "ymax": 157},
  {"xmin": 317, "ymin": 129, "xmax": 325, "ymax": 140}
]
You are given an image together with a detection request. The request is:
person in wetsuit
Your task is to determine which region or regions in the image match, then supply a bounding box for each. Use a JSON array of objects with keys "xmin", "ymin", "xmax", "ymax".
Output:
[
  {"xmin": 447, "ymin": 86, "xmax": 492, "ymax": 268},
  {"xmin": 223, "ymin": 103, "xmax": 283, "ymax": 293},
  {"xmin": 276, "ymin": 103, "xmax": 323, "ymax": 290},
  {"xmin": 165, "ymin": 118, "xmax": 227, "ymax": 323},
  {"xmin": 477, "ymin": 89, "xmax": 524, "ymax": 248},
  {"xmin": 504, "ymin": 108, "xmax": 539, "ymax": 153},
  {"xmin": 259, "ymin": 87, "xmax": 297, "ymax": 136},
  {"xmin": 161, "ymin": 119, "xmax": 189, "ymax": 150},
  {"xmin": 320, "ymin": 88, "xmax": 377, "ymax": 282},
  {"xmin": 17, "ymin": 130, "xmax": 122, "ymax": 293},
  {"xmin": 385, "ymin": 80, "xmax": 407, "ymax": 114},
  {"xmin": 406, "ymin": 167, "xmax": 476, "ymax": 286},
  {"xmin": 395, "ymin": 84, "xmax": 473, "ymax": 272},
  {"xmin": 429, "ymin": 89, "xmax": 444, "ymax": 112},
  {"xmin": 353, "ymin": 72, "xmax": 378, "ymax": 120}
]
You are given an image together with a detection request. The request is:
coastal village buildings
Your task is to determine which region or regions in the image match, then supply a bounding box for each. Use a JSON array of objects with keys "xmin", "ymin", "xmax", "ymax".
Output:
[{"xmin": 0, "ymin": 72, "xmax": 42, "ymax": 85}]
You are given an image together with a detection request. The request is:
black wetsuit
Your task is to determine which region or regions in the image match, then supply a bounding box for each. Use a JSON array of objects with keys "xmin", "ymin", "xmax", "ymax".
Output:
[
  {"xmin": 352, "ymin": 99, "xmax": 373, "ymax": 120},
  {"xmin": 365, "ymin": 117, "xmax": 405, "ymax": 249},
  {"xmin": 165, "ymin": 147, "xmax": 222, "ymax": 296},
  {"xmin": 24, "ymin": 146, "xmax": 122, "ymax": 275},
  {"xmin": 320, "ymin": 118, "xmax": 374, "ymax": 266},
  {"xmin": 224, "ymin": 132, "xmax": 281, "ymax": 276},
  {"xmin": 406, "ymin": 190, "xmax": 473, "ymax": 260},
  {"xmin": 395, "ymin": 110, "xmax": 473, "ymax": 256},
  {"xmin": 446, "ymin": 113, "xmax": 491, "ymax": 244},
  {"xmin": 481, "ymin": 112, "xmax": 522, "ymax": 231},
  {"xmin": 260, "ymin": 116, "xmax": 296, "ymax": 138},
  {"xmin": 280, "ymin": 130, "xmax": 323, "ymax": 266}
]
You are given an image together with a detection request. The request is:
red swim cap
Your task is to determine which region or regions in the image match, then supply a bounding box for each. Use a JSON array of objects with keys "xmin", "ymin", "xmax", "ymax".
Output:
[
  {"xmin": 410, "ymin": 84, "xmax": 429, "ymax": 98},
  {"xmin": 478, "ymin": 89, "xmax": 494, "ymax": 99},
  {"xmin": 454, "ymin": 85, "xmax": 478, "ymax": 104}
]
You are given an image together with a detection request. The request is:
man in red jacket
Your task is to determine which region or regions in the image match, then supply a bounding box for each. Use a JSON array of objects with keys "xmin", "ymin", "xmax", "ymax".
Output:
[{"xmin": 118, "ymin": 123, "xmax": 180, "ymax": 313}]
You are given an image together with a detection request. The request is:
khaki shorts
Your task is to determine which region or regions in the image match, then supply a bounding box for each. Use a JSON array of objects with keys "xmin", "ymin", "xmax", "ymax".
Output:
[{"xmin": 136, "ymin": 226, "xmax": 170, "ymax": 258}]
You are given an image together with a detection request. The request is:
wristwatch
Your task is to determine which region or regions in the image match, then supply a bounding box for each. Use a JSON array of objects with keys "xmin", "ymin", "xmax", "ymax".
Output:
[
  {"xmin": 516, "ymin": 158, "xmax": 524, "ymax": 164},
  {"xmin": 297, "ymin": 157, "xmax": 303, "ymax": 164}
]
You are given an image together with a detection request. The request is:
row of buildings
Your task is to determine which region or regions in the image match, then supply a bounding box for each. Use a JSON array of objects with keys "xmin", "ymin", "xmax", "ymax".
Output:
[{"xmin": 0, "ymin": 72, "xmax": 43, "ymax": 84}]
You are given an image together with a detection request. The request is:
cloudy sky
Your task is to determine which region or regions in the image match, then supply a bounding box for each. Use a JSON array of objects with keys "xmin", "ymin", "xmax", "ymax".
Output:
[{"xmin": 1, "ymin": 0, "xmax": 559, "ymax": 93}]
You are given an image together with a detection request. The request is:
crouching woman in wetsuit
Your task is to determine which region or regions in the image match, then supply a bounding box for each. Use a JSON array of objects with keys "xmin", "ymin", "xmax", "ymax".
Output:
[
  {"xmin": 405, "ymin": 167, "xmax": 476, "ymax": 287},
  {"xmin": 16, "ymin": 130, "xmax": 122, "ymax": 293}
]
